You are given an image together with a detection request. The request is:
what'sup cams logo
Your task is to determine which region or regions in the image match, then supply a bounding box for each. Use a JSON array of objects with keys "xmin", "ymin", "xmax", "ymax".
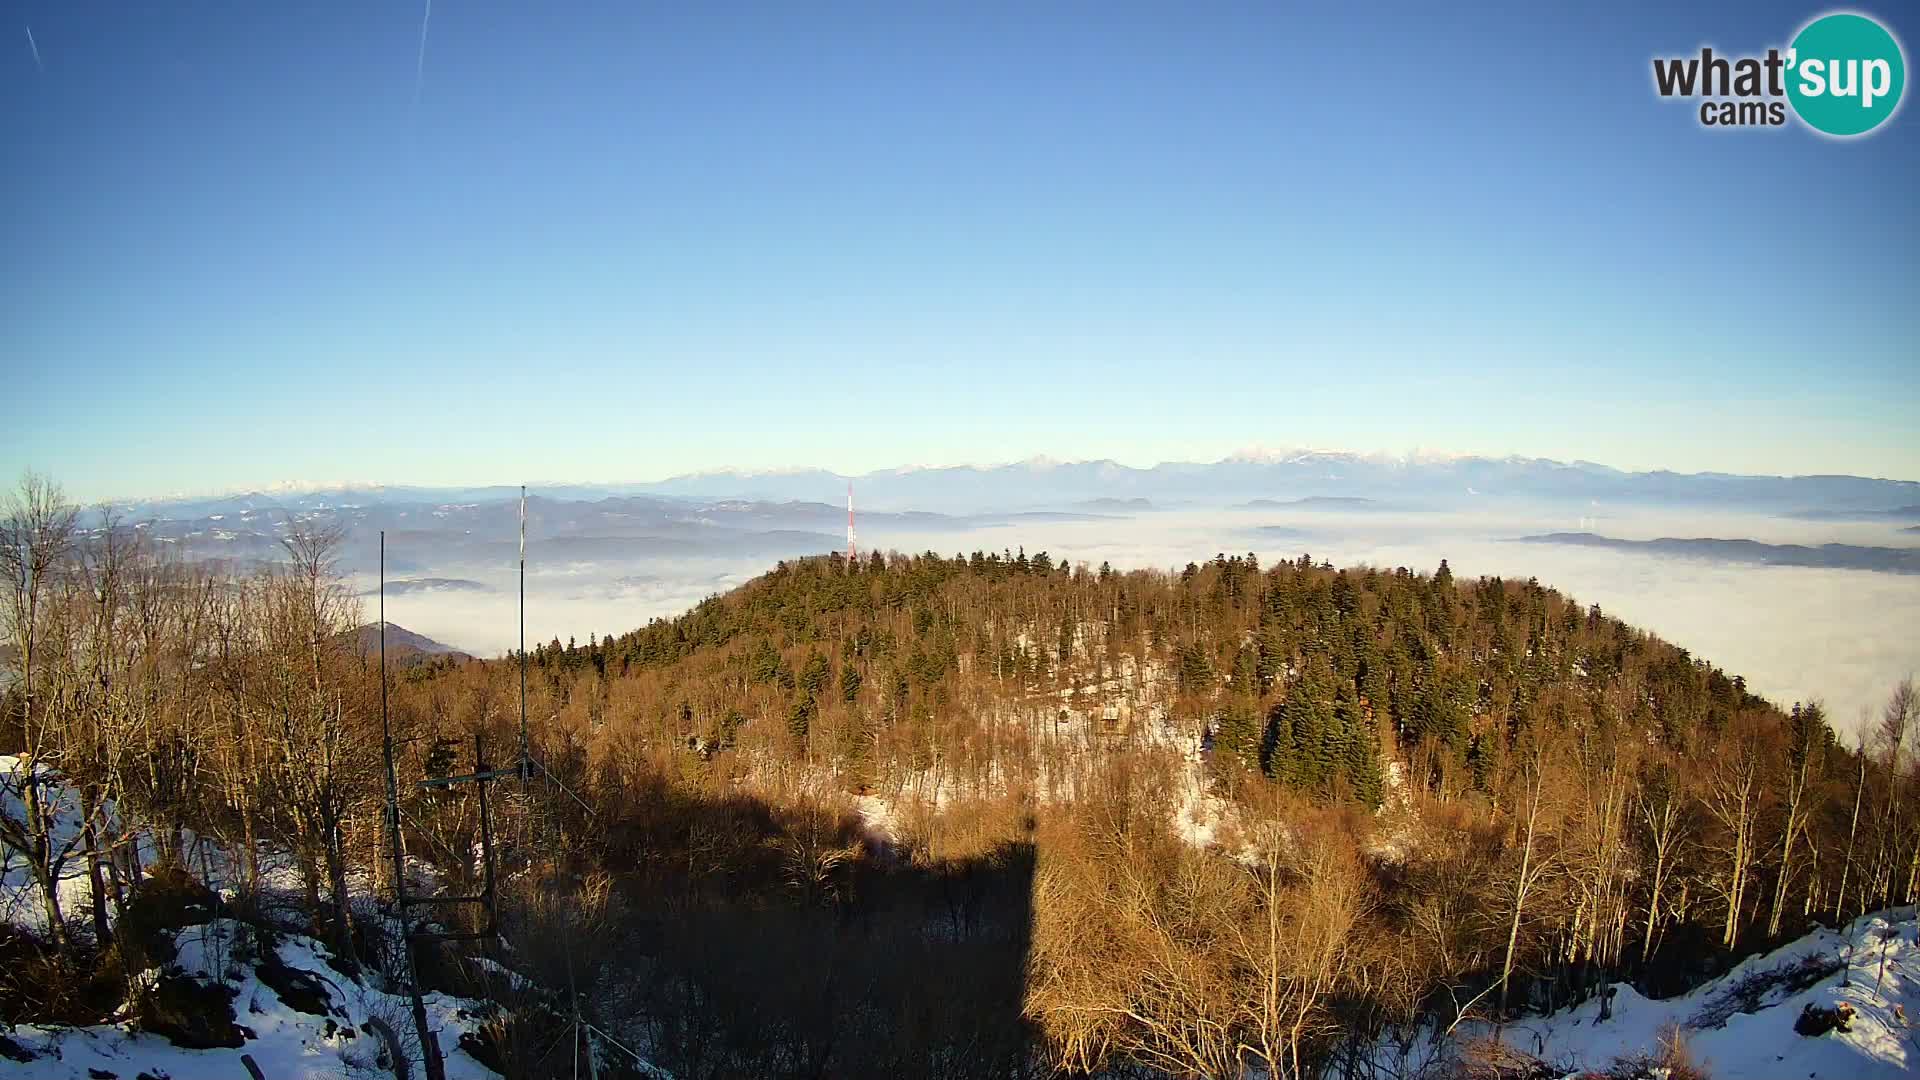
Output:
[{"xmin": 1653, "ymin": 10, "xmax": 1906, "ymax": 136}]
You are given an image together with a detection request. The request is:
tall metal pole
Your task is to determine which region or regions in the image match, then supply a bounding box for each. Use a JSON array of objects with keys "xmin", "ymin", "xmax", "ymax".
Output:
[
  {"xmin": 381, "ymin": 532, "xmax": 408, "ymax": 912},
  {"xmin": 519, "ymin": 485, "xmax": 529, "ymax": 781},
  {"xmin": 382, "ymin": 532, "xmax": 448, "ymax": 1080}
]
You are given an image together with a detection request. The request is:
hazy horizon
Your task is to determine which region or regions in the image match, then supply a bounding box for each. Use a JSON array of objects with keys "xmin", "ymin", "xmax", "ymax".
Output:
[{"xmin": 21, "ymin": 443, "xmax": 1920, "ymax": 507}]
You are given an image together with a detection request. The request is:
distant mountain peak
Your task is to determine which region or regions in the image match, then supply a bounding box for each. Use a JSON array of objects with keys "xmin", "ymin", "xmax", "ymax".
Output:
[
  {"xmin": 1019, "ymin": 454, "xmax": 1072, "ymax": 470},
  {"xmin": 1225, "ymin": 445, "xmax": 1367, "ymax": 466},
  {"xmin": 345, "ymin": 623, "xmax": 470, "ymax": 664},
  {"xmin": 105, "ymin": 449, "xmax": 1917, "ymax": 511}
]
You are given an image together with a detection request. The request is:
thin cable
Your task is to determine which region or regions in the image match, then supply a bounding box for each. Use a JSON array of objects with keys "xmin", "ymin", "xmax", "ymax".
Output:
[
  {"xmin": 580, "ymin": 1020, "xmax": 651, "ymax": 1069},
  {"xmin": 508, "ymin": 485, "xmax": 606, "ymax": 1077},
  {"xmin": 395, "ymin": 803, "xmax": 465, "ymax": 866}
]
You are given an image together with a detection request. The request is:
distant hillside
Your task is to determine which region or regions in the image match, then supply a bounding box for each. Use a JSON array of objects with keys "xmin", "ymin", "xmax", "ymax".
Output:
[
  {"xmin": 628, "ymin": 453, "xmax": 1920, "ymax": 511},
  {"xmin": 344, "ymin": 622, "xmax": 471, "ymax": 664},
  {"xmin": 1786, "ymin": 503, "xmax": 1920, "ymax": 522},
  {"xmin": 359, "ymin": 577, "xmax": 489, "ymax": 596},
  {"xmin": 1237, "ymin": 496, "xmax": 1385, "ymax": 511},
  {"xmin": 982, "ymin": 511, "xmax": 1117, "ymax": 523},
  {"xmin": 1517, "ymin": 532, "xmax": 1920, "ymax": 573}
]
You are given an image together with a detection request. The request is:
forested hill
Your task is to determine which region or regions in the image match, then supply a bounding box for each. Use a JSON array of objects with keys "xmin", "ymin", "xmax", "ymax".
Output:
[
  {"xmin": 509, "ymin": 547, "xmax": 1784, "ymax": 807},
  {"xmin": 10, "ymin": 504, "xmax": 1912, "ymax": 1078},
  {"xmin": 426, "ymin": 545, "xmax": 1919, "ymax": 1078}
]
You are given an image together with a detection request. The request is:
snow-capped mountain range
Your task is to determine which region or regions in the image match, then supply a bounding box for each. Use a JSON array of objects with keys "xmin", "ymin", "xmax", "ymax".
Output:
[{"xmin": 120, "ymin": 450, "xmax": 1918, "ymax": 518}]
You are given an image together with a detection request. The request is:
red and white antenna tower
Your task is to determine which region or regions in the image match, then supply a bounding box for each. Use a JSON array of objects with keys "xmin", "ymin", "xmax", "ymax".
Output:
[{"xmin": 846, "ymin": 480, "xmax": 857, "ymax": 563}]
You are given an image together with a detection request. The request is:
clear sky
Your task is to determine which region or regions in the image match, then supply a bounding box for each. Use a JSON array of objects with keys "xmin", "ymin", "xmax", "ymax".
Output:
[{"xmin": 4, "ymin": 1, "xmax": 1916, "ymax": 501}]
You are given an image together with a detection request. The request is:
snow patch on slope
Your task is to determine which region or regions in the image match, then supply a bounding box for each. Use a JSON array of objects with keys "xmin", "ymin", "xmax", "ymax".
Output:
[
  {"xmin": 1487, "ymin": 908, "xmax": 1919, "ymax": 1079},
  {"xmin": 844, "ymin": 648, "xmax": 1238, "ymax": 853},
  {"xmin": 4, "ymin": 920, "xmax": 504, "ymax": 1080}
]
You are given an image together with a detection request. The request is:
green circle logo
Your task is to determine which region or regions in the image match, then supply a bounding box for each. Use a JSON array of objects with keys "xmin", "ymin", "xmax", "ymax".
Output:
[{"xmin": 1786, "ymin": 13, "xmax": 1906, "ymax": 136}]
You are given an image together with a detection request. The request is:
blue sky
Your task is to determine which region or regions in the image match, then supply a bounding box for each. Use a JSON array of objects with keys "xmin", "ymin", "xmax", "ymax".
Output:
[{"xmin": 3, "ymin": 1, "xmax": 1916, "ymax": 501}]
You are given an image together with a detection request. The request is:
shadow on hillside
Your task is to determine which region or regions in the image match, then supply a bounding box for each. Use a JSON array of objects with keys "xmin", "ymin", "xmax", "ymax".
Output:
[{"xmin": 468, "ymin": 772, "xmax": 1038, "ymax": 1080}]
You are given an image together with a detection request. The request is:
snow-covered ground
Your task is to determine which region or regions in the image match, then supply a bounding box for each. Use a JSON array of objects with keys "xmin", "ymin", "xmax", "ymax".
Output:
[
  {"xmin": 0, "ymin": 753, "xmax": 128, "ymax": 937},
  {"xmin": 1478, "ymin": 907, "xmax": 1920, "ymax": 1079},
  {"xmin": 4, "ymin": 919, "xmax": 504, "ymax": 1079},
  {"xmin": 1, "ymin": 754, "xmax": 323, "ymax": 938},
  {"xmin": 2, "ymin": 754, "xmax": 508, "ymax": 1078}
]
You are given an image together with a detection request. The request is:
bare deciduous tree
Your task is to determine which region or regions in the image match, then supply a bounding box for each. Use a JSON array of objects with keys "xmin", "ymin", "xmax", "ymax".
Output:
[{"xmin": 0, "ymin": 473, "xmax": 81, "ymax": 951}]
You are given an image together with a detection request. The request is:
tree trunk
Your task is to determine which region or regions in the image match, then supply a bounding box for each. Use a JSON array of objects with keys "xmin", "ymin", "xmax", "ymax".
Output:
[
  {"xmin": 103, "ymin": 837, "xmax": 129, "ymax": 929},
  {"xmin": 1498, "ymin": 804, "xmax": 1540, "ymax": 1016},
  {"xmin": 81, "ymin": 792, "xmax": 113, "ymax": 944},
  {"xmin": 24, "ymin": 787, "xmax": 72, "ymax": 954},
  {"xmin": 299, "ymin": 847, "xmax": 325, "ymax": 940},
  {"xmin": 324, "ymin": 820, "xmax": 357, "ymax": 965},
  {"xmin": 1835, "ymin": 755, "xmax": 1865, "ymax": 920},
  {"xmin": 1768, "ymin": 755, "xmax": 1811, "ymax": 940},
  {"xmin": 243, "ymin": 803, "xmax": 260, "ymax": 896},
  {"xmin": 1718, "ymin": 772, "xmax": 1755, "ymax": 950}
]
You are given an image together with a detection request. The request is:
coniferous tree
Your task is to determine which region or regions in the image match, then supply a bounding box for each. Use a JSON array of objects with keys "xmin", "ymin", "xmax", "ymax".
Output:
[
  {"xmin": 799, "ymin": 651, "xmax": 833, "ymax": 699},
  {"xmin": 1338, "ymin": 681, "xmax": 1384, "ymax": 807},
  {"xmin": 1214, "ymin": 695, "xmax": 1264, "ymax": 776}
]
